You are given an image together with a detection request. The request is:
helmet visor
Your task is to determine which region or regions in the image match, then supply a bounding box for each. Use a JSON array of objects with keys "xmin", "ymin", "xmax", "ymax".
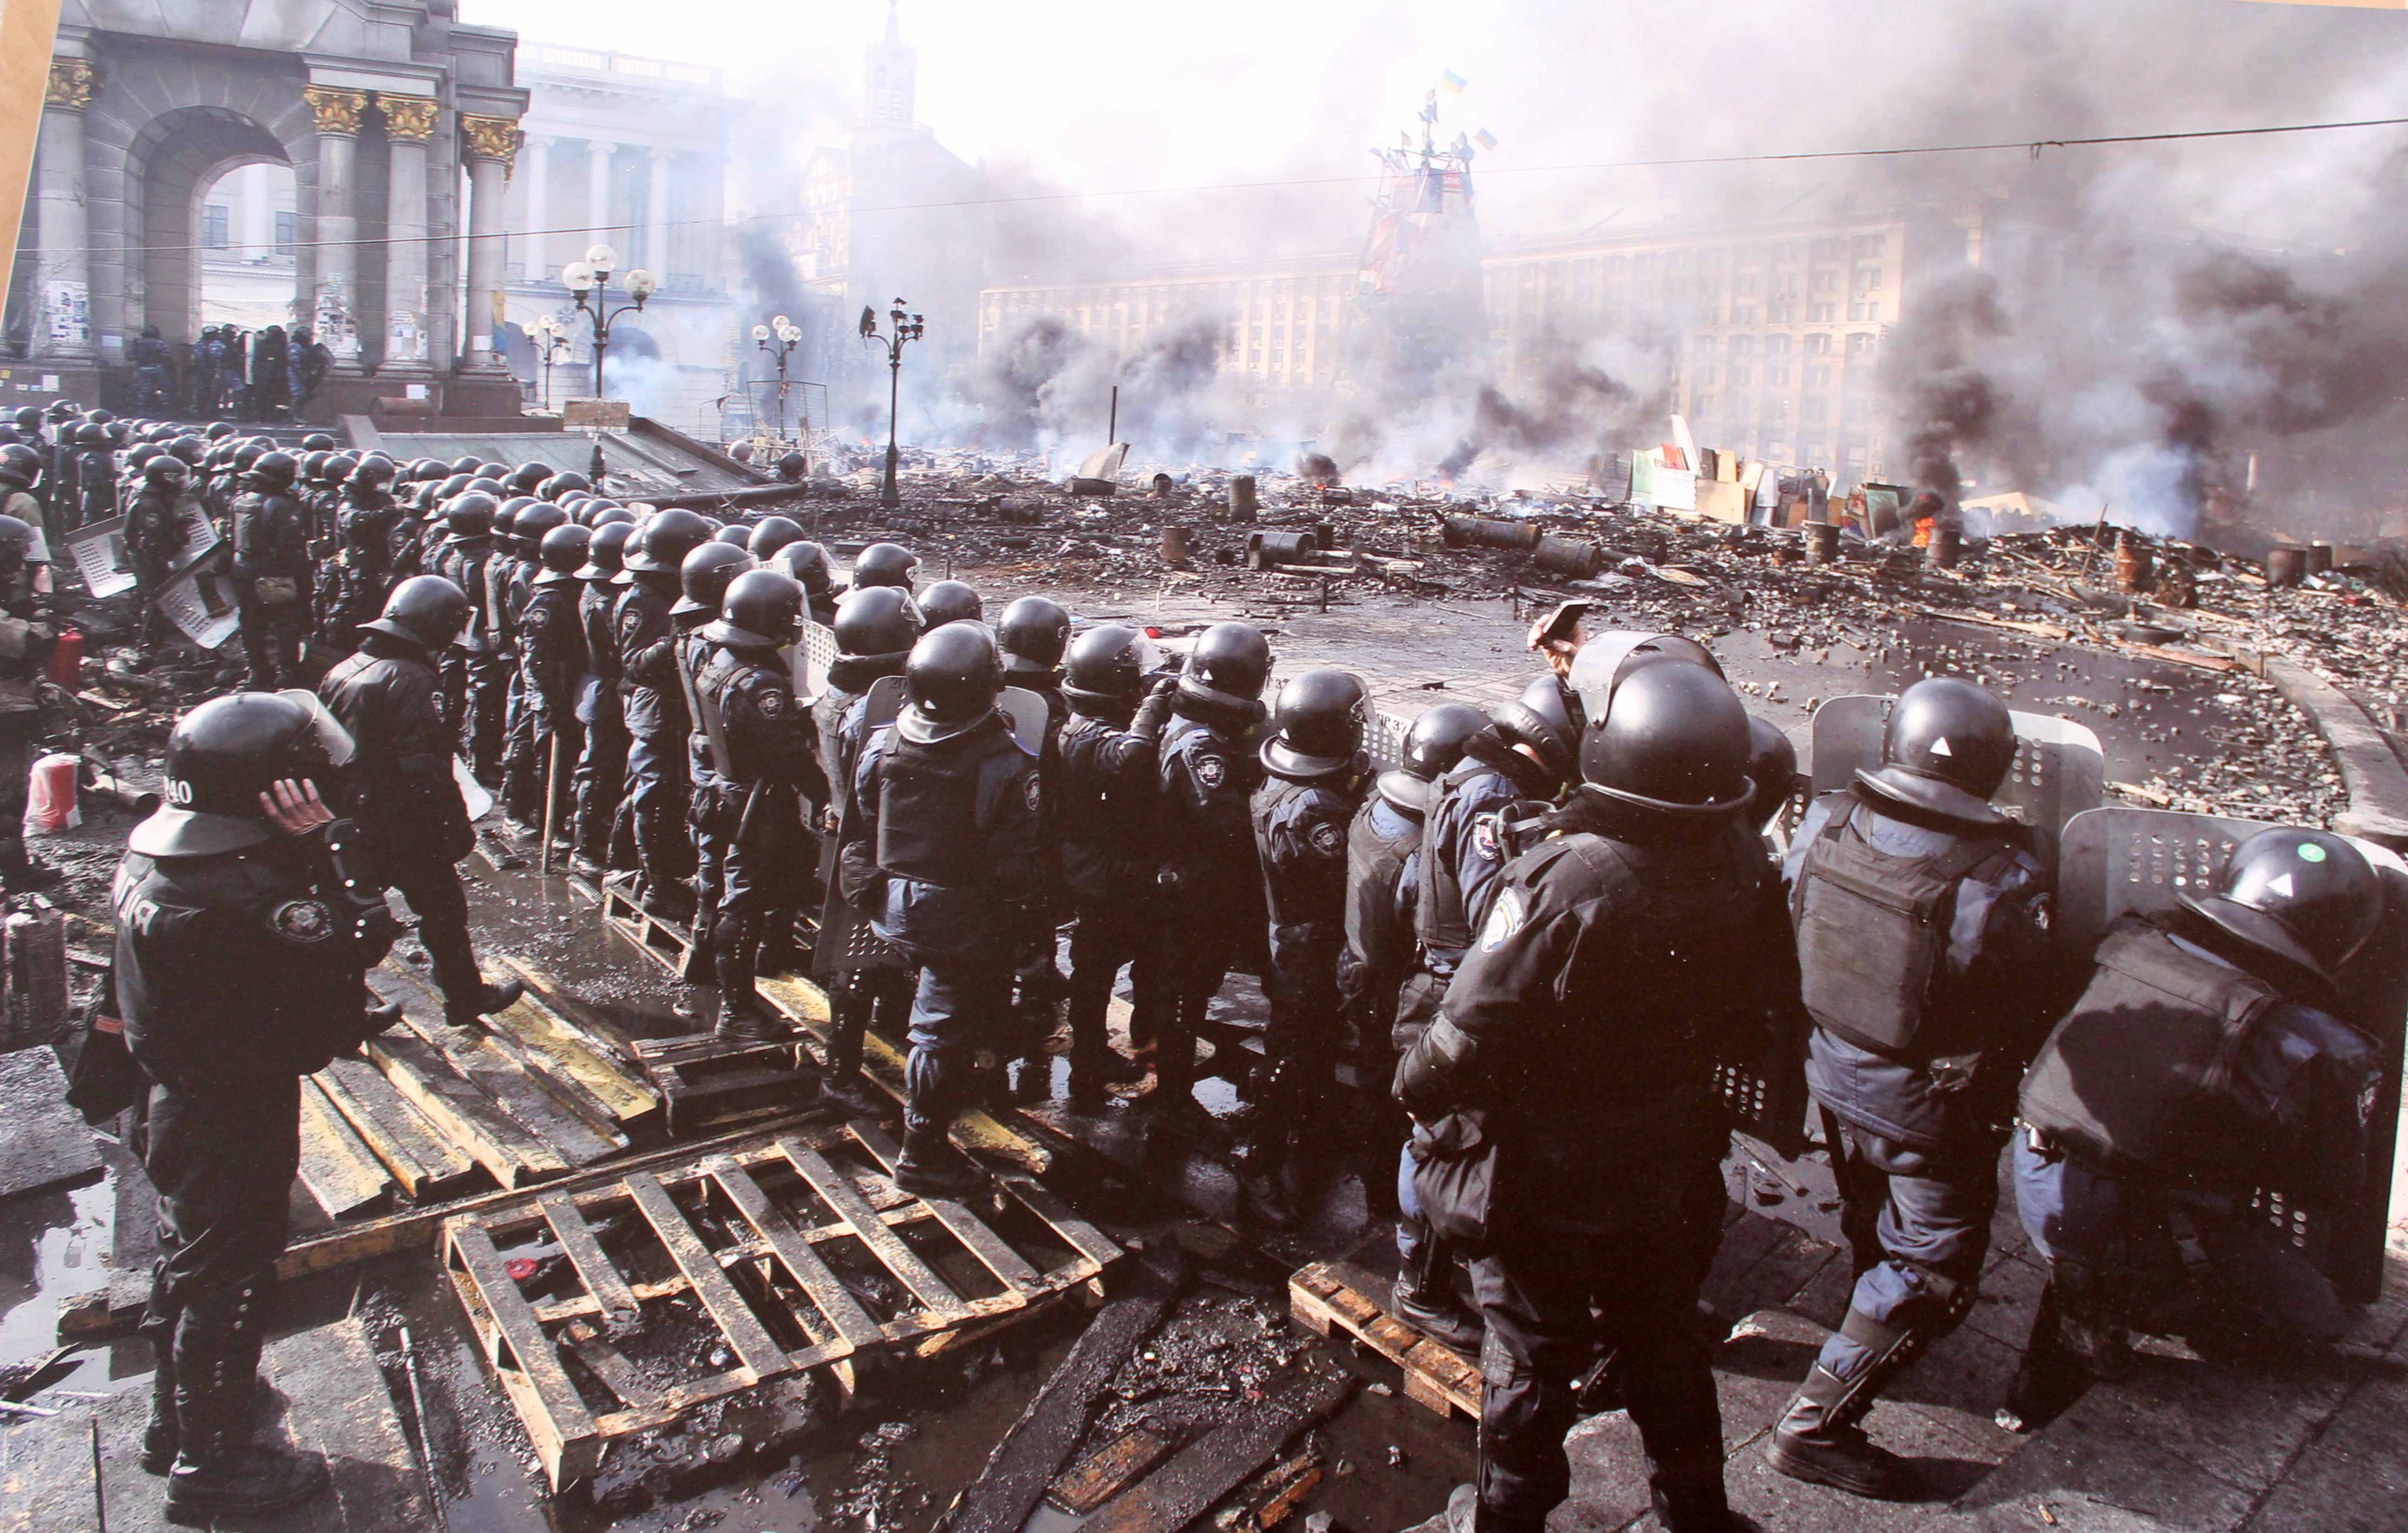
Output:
[{"xmin": 276, "ymin": 688, "xmax": 357, "ymax": 769}]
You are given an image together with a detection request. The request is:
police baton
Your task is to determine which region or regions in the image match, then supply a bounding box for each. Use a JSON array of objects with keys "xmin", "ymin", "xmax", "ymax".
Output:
[{"xmin": 540, "ymin": 730, "xmax": 563, "ymax": 876}]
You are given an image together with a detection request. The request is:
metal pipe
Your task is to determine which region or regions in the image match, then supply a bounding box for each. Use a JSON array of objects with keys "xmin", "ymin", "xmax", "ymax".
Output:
[
  {"xmin": 1532, "ymin": 536, "xmax": 1602, "ymax": 578},
  {"xmin": 1440, "ymin": 516, "xmax": 1541, "ymax": 551},
  {"xmin": 1246, "ymin": 530, "xmax": 1320, "ymax": 570}
]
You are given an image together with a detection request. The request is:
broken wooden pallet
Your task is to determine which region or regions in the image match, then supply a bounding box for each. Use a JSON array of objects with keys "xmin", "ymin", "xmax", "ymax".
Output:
[
  {"xmin": 380, "ymin": 959, "xmax": 660, "ymax": 1134},
  {"xmin": 631, "ymin": 1032, "xmax": 820, "ymax": 1135},
  {"xmin": 599, "ymin": 875, "xmax": 698, "ymax": 975},
  {"xmin": 1289, "ymin": 1260, "xmax": 1479, "ymax": 1421},
  {"xmin": 313, "ymin": 1053, "xmax": 482, "ymax": 1201},
  {"xmin": 443, "ymin": 1119, "xmax": 1119, "ymax": 1488}
]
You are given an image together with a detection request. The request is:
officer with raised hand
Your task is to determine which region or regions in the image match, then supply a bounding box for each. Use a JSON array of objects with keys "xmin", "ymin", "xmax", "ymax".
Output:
[
  {"xmin": 814, "ymin": 584, "xmax": 924, "ymax": 1116},
  {"xmin": 1417, "ymin": 677, "xmax": 1577, "ymax": 979},
  {"xmin": 842, "ymin": 622, "xmax": 1043, "ymax": 1195},
  {"xmin": 673, "ymin": 540, "xmax": 759, "ymax": 983},
  {"xmin": 115, "ymin": 696, "xmax": 409, "ymax": 1521},
  {"xmin": 1766, "ymin": 677, "xmax": 2056, "ymax": 1500},
  {"xmin": 1055, "ymin": 624, "xmax": 1176, "ymax": 1106},
  {"xmin": 1145, "ymin": 622, "xmax": 1272, "ymax": 1110},
  {"xmin": 230, "ymin": 450, "xmax": 311, "ymax": 688},
  {"xmin": 318, "ymin": 577, "xmax": 523, "ymax": 1029},
  {"xmin": 570, "ymin": 519, "xmax": 636, "ymax": 878},
  {"xmin": 2004, "ymin": 828, "xmax": 2385, "ymax": 1429},
  {"xmin": 1237, "ymin": 668, "xmax": 1372, "ymax": 1225},
  {"xmin": 1402, "ymin": 660, "xmax": 1781, "ymax": 1533},
  {"xmin": 616, "ymin": 508, "xmax": 714, "ymax": 916},
  {"xmin": 698, "ymin": 570, "xmax": 831, "ymax": 1042}
]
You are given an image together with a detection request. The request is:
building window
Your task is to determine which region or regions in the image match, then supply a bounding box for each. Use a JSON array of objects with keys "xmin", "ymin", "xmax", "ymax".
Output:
[
  {"xmin": 1805, "ymin": 334, "xmax": 1832, "ymax": 356},
  {"xmin": 273, "ymin": 211, "xmax": 297, "ymax": 256},
  {"xmin": 1849, "ymin": 301, "xmax": 1878, "ymax": 321},
  {"xmin": 1854, "ymin": 268, "xmax": 1883, "ymax": 293},
  {"xmin": 1851, "ymin": 234, "xmax": 1884, "ymax": 258},
  {"xmin": 1813, "ymin": 269, "xmax": 1838, "ymax": 293},
  {"xmin": 1846, "ymin": 333, "xmax": 1876, "ymax": 357},
  {"xmin": 1807, "ymin": 363, "xmax": 1833, "ymax": 388},
  {"xmin": 1811, "ymin": 238, "xmax": 1842, "ymax": 260},
  {"xmin": 1731, "ymin": 307, "xmax": 1756, "ymax": 325},
  {"xmin": 1809, "ymin": 301, "xmax": 1839, "ymax": 322},
  {"xmin": 203, "ymin": 205, "xmax": 230, "ymax": 249}
]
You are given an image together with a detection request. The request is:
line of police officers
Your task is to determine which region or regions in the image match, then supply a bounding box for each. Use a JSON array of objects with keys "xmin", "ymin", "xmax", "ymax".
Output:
[{"xmin": 91, "ymin": 451, "xmax": 2389, "ymax": 1525}]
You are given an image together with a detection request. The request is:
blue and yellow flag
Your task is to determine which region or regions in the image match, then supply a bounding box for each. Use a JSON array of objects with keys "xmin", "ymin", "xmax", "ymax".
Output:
[{"xmin": 1440, "ymin": 69, "xmax": 1469, "ymax": 93}]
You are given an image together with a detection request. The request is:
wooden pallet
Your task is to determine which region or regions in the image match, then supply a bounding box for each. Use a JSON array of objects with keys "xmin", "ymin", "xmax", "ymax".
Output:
[
  {"xmin": 443, "ymin": 1119, "xmax": 1120, "ymax": 1489},
  {"xmin": 599, "ymin": 875, "xmax": 697, "ymax": 974},
  {"xmin": 632, "ymin": 1032, "xmax": 822, "ymax": 1134},
  {"xmin": 1288, "ymin": 1260, "xmax": 1479, "ymax": 1421}
]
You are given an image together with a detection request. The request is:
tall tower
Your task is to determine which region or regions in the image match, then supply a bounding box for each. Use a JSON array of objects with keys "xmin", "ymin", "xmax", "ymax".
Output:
[{"xmin": 864, "ymin": 1, "xmax": 916, "ymax": 135}]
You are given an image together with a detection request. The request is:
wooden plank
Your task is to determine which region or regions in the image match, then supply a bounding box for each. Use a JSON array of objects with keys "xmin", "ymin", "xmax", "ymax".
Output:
[
  {"xmin": 445, "ymin": 964, "xmax": 658, "ymax": 1130},
  {"xmin": 314, "ymin": 1053, "xmax": 480, "ymax": 1199},
  {"xmin": 563, "ymin": 1320, "xmax": 661, "ymax": 1410},
  {"xmin": 446, "ymin": 1221, "xmax": 600, "ymax": 1486},
  {"xmin": 996, "ymin": 1172, "xmax": 1122, "ymax": 1275},
  {"xmin": 297, "ymin": 1079, "xmax": 395, "ymax": 1219},
  {"xmin": 539, "ymin": 1193, "xmax": 640, "ymax": 1335},
  {"xmin": 373, "ymin": 964, "xmax": 632, "ymax": 1158},
  {"xmin": 0, "ymin": 1048, "xmax": 102, "ymax": 1202},
  {"xmin": 367, "ymin": 1029, "xmax": 563, "ymax": 1189},
  {"xmin": 1047, "ymin": 1427, "xmax": 1177, "ymax": 1514},
  {"xmin": 933, "ymin": 1244, "xmax": 1187, "ymax": 1533},
  {"xmin": 622, "ymin": 1172, "xmax": 789, "ymax": 1379},
  {"xmin": 778, "ymin": 1136, "xmax": 969, "ymax": 1321},
  {"xmin": 500, "ymin": 956, "xmax": 641, "ymax": 1064},
  {"xmin": 848, "ymin": 1124, "xmax": 1042, "ymax": 1293},
  {"xmin": 1081, "ymin": 1367, "xmax": 1351, "ymax": 1533},
  {"xmin": 1287, "ymin": 1262, "xmax": 1479, "ymax": 1420},
  {"xmin": 1219, "ymin": 1448, "xmax": 1325, "ymax": 1533},
  {"xmin": 703, "ymin": 1155, "xmax": 881, "ymax": 1350}
]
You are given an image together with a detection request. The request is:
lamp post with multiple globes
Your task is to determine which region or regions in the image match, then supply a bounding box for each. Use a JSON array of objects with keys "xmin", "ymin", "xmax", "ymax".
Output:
[
  {"xmin": 858, "ymin": 298, "xmax": 923, "ymax": 510},
  {"xmin": 560, "ymin": 242, "xmax": 656, "ymax": 399}
]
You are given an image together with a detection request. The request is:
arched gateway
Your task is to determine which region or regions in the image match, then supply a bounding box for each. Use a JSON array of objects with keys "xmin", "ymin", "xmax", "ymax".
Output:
[{"xmin": 7, "ymin": 1, "xmax": 532, "ymax": 421}]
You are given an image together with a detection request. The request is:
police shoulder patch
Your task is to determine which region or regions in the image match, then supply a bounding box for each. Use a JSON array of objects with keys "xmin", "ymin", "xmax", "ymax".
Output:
[
  {"xmin": 1308, "ymin": 819, "xmax": 1345, "ymax": 857},
  {"xmin": 523, "ymin": 604, "xmax": 550, "ymax": 629},
  {"xmin": 1471, "ymin": 815, "xmax": 1501, "ymax": 863},
  {"xmin": 756, "ymin": 685, "xmax": 788, "ymax": 717},
  {"xmin": 1023, "ymin": 772, "xmax": 1045, "ymax": 813},
  {"xmin": 1195, "ymin": 753, "xmax": 1226, "ymax": 789},
  {"xmin": 1479, "ymin": 889, "xmax": 1523, "ymax": 952},
  {"xmin": 269, "ymin": 899, "xmax": 335, "ymax": 944}
]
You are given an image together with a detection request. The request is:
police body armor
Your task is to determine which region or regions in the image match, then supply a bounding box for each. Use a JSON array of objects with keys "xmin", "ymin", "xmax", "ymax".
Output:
[
  {"xmin": 2019, "ymin": 917, "xmax": 2371, "ymax": 1199},
  {"xmin": 1252, "ymin": 779, "xmax": 1350, "ymax": 932},
  {"xmin": 874, "ymin": 717, "xmax": 1013, "ymax": 889},
  {"xmin": 1790, "ymin": 795, "xmax": 2020, "ymax": 1057}
]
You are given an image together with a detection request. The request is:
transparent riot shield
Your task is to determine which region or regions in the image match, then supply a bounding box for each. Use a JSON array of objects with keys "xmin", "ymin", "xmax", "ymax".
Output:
[
  {"xmin": 812, "ymin": 675, "xmax": 909, "ymax": 977},
  {"xmin": 1806, "ymin": 694, "xmax": 2105, "ymax": 865}
]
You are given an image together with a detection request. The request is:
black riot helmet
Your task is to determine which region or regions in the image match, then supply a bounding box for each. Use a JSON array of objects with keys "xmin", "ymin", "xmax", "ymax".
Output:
[
  {"xmin": 1380, "ymin": 701, "xmax": 1488, "ymax": 815},
  {"xmin": 578, "ymin": 519, "xmax": 634, "ymax": 579},
  {"xmin": 365, "ymin": 574, "xmax": 474, "ymax": 651},
  {"xmin": 713, "ymin": 523, "xmax": 750, "ymax": 547},
  {"xmin": 536, "ymin": 524, "xmax": 592, "ymax": 584},
  {"xmin": 1491, "ymin": 674, "xmax": 1579, "ymax": 783},
  {"xmin": 349, "ymin": 453, "xmax": 398, "ymax": 491},
  {"xmin": 675, "ymin": 540, "xmax": 756, "ymax": 616},
  {"xmin": 443, "ymin": 491, "xmax": 499, "ymax": 538},
  {"xmin": 169, "ymin": 435, "xmax": 205, "ymax": 465},
  {"xmin": 1567, "ymin": 631, "xmax": 1724, "ymax": 733},
  {"xmin": 832, "ymin": 584, "xmax": 924, "ymax": 661},
  {"xmin": 76, "ymin": 421, "xmax": 110, "ymax": 448},
  {"xmin": 769, "ymin": 539, "xmax": 833, "ymax": 595},
  {"xmin": 850, "ymin": 541, "xmax": 918, "ymax": 592},
  {"xmin": 900, "ymin": 622, "xmax": 1005, "ymax": 746},
  {"xmin": 1855, "ymin": 676, "xmax": 2016, "ymax": 827},
  {"xmin": 707, "ymin": 568, "xmax": 806, "ymax": 650},
  {"xmin": 776, "ymin": 450, "xmax": 807, "ymax": 481},
  {"xmin": 1178, "ymin": 622, "xmax": 1271, "ymax": 711},
  {"xmin": 300, "ymin": 448, "xmax": 334, "ymax": 483},
  {"xmin": 0, "ymin": 445, "xmax": 41, "ymax": 489},
  {"xmin": 301, "ymin": 432, "xmax": 337, "ymax": 453},
  {"xmin": 1261, "ymin": 668, "xmax": 1369, "ymax": 779},
  {"xmin": 919, "ymin": 579, "xmax": 983, "ymax": 630},
  {"xmin": 0, "ymin": 516, "xmax": 36, "ymax": 576},
  {"xmin": 449, "ymin": 454, "xmax": 483, "ymax": 475},
  {"xmin": 747, "ymin": 515, "xmax": 805, "ymax": 562},
  {"xmin": 510, "ymin": 461, "xmax": 553, "ymax": 495},
  {"xmin": 232, "ymin": 440, "xmax": 266, "ymax": 472},
  {"xmin": 1578, "ymin": 660, "xmax": 1754, "ymax": 818},
  {"xmin": 540, "ymin": 470, "xmax": 591, "ymax": 502},
  {"xmin": 2179, "ymin": 828, "xmax": 2384, "ymax": 991},
  {"xmin": 1062, "ymin": 623, "xmax": 1156, "ymax": 714},
  {"xmin": 625, "ymin": 507, "xmax": 713, "ymax": 577},
  {"xmin": 249, "ymin": 451, "xmax": 299, "ymax": 490},
  {"xmin": 125, "ymin": 444, "xmax": 160, "ymax": 473},
  {"xmin": 130, "ymin": 693, "xmax": 356, "ymax": 858},
  {"xmin": 589, "ymin": 505, "xmax": 636, "ymax": 530},
  {"xmin": 998, "ymin": 596, "xmax": 1072, "ymax": 675},
  {"xmin": 9, "ymin": 407, "xmax": 36, "ymax": 431},
  {"xmin": 204, "ymin": 420, "xmax": 236, "ymax": 441},
  {"xmin": 464, "ymin": 476, "xmax": 509, "ymax": 501},
  {"xmin": 491, "ymin": 502, "xmax": 524, "ymax": 550},
  {"xmin": 515, "ymin": 503, "xmax": 569, "ymax": 555},
  {"xmin": 142, "ymin": 454, "xmax": 191, "ymax": 488},
  {"xmin": 434, "ymin": 472, "xmax": 475, "ymax": 503},
  {"xmin": 1747, "ymin": 714, "xmax": 1800, "ymax": 833}
]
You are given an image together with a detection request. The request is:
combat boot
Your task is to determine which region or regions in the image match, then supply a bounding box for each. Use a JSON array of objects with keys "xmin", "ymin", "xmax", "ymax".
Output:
[
  {"xmin": 164, "ymin": 1291, "xmax": 328, "ymax": 1523},
  {"xmin": 1764, "ymin": 1364, "xmax": 1915, "ymax": 1500},
  {"xmin": 895, "ymin": 1124, "xmax": 985, "ymax": 1200},
  {"xmin": 140, "ymin": 1320, "xmax": 178, "ymax": 1475},
  {"xmin": 1393, "ymin": 1234, "xmax": 1484, "ymax": 1353},
  {"xmin": 1649, "ymin": 1467, "xmax": 1759, "ymax": 1532},
  {"xmin": 815, "ymin": 996, "xmax": 886, "ymax": 1116},
  {"xmin": 442, "ymin": 976, "xmax": 523, "ymax": 1031}
]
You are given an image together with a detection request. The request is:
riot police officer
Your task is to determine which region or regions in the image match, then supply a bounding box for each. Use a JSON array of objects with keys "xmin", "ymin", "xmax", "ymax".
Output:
[
  {"xmin": 116, "ymin": 696, "xmax": 407, "ymax": 1520},
  {"xmin": 230, "ymin": 451, "xmax": 311, "ymax": 688},
  {"xmin": 329, "ymin": 455, "xmax": 401, "ymax": 655},
  {"xmin": 1417, "ymin": 677, "xmax": 1575, "ymax": 979},
  {"xmin": 432, "ymin": 492, "xmax": 499, "ymax": 770},
  {"xmin": 842, "ymin": 622, "xmax": 1043, "ymax": 1195},
  {"xmin": 919, "ymin": 579, "xmax": 982, "ymax": 631},
  {"xmin": 849, "ymin": 541, "xmax": 918, "ymax": 595},
  {"xmin": 1056, "ymin": 625, "xmax": 1176, "ymax": 1106},
  {"xmin": 699, "ymin": 570, "xmax": 831, "ymax": 1040},
  {"xmin": 1401, "ymin": 660, "xmax": 1780, "ymax": 1533},
  {"xmin": 73, "ymin": 419, "xmax": 117, "ymax": 532},
  {"xmin": 1767, "ymin": 677, "xmax": 2056, "ymax": 1499},
  {"xmin": 127, "ymin": 456, "xmax": 191, "ymax": 655},
  {"xmin": 617, "ymin": 508, "xmax": 713, "ymax": 913},
  {"xmin": 570, "ymin": 520, "xmax": 637, "ymax": 880},
  {"xmin": 998, "ymin": 595, "xmax": 1074, "ymax": 1097},
  {"xmin": 0, "ymin": 448, "xmax": 45, "ymax": 557},
  {"xmin": 130, "ymin": 324, "xmax": 174, "ymax": 411},
  {"xmin": 1147, "ymin": 622, "xmax": 1271, "ymax": 1109},
  {"xmin": 2004, "ymin": 827, "xmax": 2384, "ymax": 1429},
  {"xmin": 816, "ymin": 585, "xmax": 925, "ymax": 1115},
  {"xmin": 499, "ymin": 504, "xmax": 569, "ymax": 831},
  {"xmin": 318, "ymin": 577, "xmax": 524, "ymax": 1029},
  {"xmin": 0, "ymin": 518, "xmax": 57, "ymax": 893},
  {"xmin": 675, "ymin": 540, "xmax": 759, "ymax": 980},
  {"xmin": 1237, "ymin": 668, "xmax": 1370, "ymax": 1224},
  {"xmin": 517, "ymin": 525, "xmax": 592, "ymax": 860},
  {"xmin": 771, "ymin": 539, "xmax": 840, "ymax": 627}
]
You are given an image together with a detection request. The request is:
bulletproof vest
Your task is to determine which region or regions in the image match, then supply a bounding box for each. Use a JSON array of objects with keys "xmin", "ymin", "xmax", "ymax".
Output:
[
  {"xmin": 1253, "ymin": 778, "xmax": 1350, "ymax": 930},
  {"xmin": 683, "ymin": 630, "xmax": 722, "ymax": 783},
  {"xmin": 1418, "ymin": 760, "xmax": 1501, "ymax": 954},
  {"xmin": 1344, "ymin": 796, "xmax": 1418, "ymax": 971},
  {"xmin": 2021, "ymin": 920, "xmax": 2334, "ymax": 1193},
  {"xmin": 1056, "ymin": 713, "xmax": 1152, "ymax": 895},
  {"xmin": 446, "ymin": 540, "xmax": 495, "ymax": 650},
  {"xmin": 582, "ymin": 582, "xmax": 621, "ymax": 681},
  {"xmin": 1789, "ymin": 796, "xmax": 2012, "ymax": 1058},
  {"xmin": 875, "ymin": 715, "xmax": 1009, "ymax": 888}
]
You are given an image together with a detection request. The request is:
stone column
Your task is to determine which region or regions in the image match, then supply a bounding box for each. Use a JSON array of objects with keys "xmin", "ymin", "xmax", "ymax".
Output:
[
  {"xmin": 377, "ymin": 93, "xmax": 438, "ymax": 370},
  {"xmin": 585, "ymin": 141, "xmax": 616, "ymax": 260},
  {"xmin": 460, "ymin": 115, "xmax": 520, "ymax": 371},
  {"xmin": 646, "ymin": 149, "xmax": 670, "ymax": 276},
  {"xmin": 34, "ymin": 60, "xmax": 97, "ymax": 361},
  {"xmin": 303, "ymin": 86, "xmax": 370, "ymax": 361},
  {"xmin": 520, "ymin": 134, "xmax": 550, "ymax": 282}
]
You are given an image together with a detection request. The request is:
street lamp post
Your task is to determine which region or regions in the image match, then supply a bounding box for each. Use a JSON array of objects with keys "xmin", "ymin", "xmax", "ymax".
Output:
[
  {"xmin": 752, "ymin": 315, "xmax": 802, "ymax": 443},
  {"xmin": 562, "ymin": 243, "xmax": 656, "ymax": 400},
  {"xmin": 858, "ymin": 298, "xmax": 924, "ymax": 510},
  {"xmin": 530, "ymin": 314, "xmax": 576, "ymax": 413}
]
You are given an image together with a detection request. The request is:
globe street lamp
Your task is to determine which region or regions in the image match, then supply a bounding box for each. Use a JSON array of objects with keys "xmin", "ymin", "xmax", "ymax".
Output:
[
  {"xmin": 562, "ymin": 243, "xmax": 656, "ymax": 400},
  {"xmin": 859, "ymin": 298, "xmax": 923, "ymax": 510},
  {"xmin": 530, "ymin": 313, "xmax": 576, "ymax": 413},
  {"xmin": 753, "ymin": 315, "xmax": 803, "ymax": 443}
]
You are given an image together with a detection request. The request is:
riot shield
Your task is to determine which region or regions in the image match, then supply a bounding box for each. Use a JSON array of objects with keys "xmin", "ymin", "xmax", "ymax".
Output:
[
  {"xmin": 1806, "ymin": 693, "xmax": 2105, "ymax": 865},
  {"xmin": 1368, "ymin": 708, "xmax": 1409, "ymax": 774},
  {"xmin": 811, "ymin": 674, "xmax": 909, "ymax": 976},
  {"xmin": 2054, "ymin": 806, "xmax": 2408, "ymax": 1305},
  {"xmin": 998, "ymin": 686, "xmax": 1050, "ymax": 755},
  {"xmin": 793, "ymin": 619, "xmax": 836, "ymax": 705}
]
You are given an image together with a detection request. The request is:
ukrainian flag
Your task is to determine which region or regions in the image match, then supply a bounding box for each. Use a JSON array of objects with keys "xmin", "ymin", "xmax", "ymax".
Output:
[{"xmin": 1440, "ymin": 69, "xmax": 1468, "ymax": 93}]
